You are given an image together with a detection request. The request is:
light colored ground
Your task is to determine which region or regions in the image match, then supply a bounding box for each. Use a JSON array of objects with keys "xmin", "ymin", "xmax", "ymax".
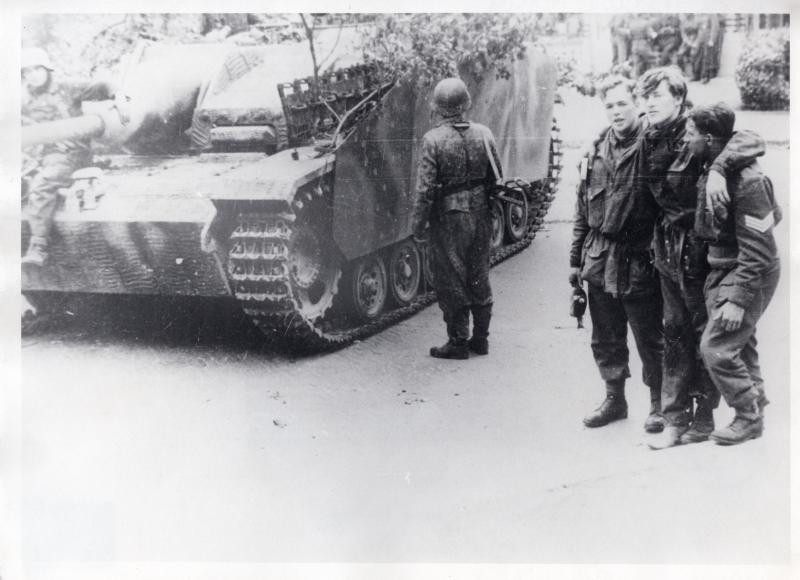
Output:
[{"xmin": 8, "ymin": 76, "xmax": 792, "ymax": 579}]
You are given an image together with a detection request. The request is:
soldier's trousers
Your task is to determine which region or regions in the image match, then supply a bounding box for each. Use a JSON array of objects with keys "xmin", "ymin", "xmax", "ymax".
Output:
[
  {"xmin": 24, "ymin": 153, "xmax": 79, "ymax": 240},
  {"xmin": 587, "ymin": 283, "xmax": 664, "ymax": 389},
  {"xmin": 430, "ymin": 209, "xmax": 492, "ymax": 338},
  {"xmin": 660, "ymin": 272, "xmax": 720, "ymax": 427},
  {"xmin": 700, "ymin": 266, "xmax": 780, "ymax": 411}
]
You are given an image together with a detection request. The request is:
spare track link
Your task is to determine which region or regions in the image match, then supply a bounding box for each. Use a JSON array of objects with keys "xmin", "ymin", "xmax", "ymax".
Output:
[{"xmin": 231, "ymin": 117, "xmax": 562, "ymax": 353}]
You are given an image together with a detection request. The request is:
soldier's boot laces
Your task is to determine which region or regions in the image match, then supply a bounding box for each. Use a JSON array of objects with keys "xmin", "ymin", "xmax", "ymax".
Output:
[
  {"xmin": 644, "ymin": 388, "xmax": 666, "ymax": 433},
  {"xmin": 22, "ymin": 238, "xmax": 48, "ymax": 267},
  {"xmin": 583, "ymin": 393, "xmax": 628, "ymax": 428},
  {"xmin": 709, "ymin": 402, "xmax": 763, "ymax": 446},
  {"xmin": 467, "ymin": 304, "xmax": 491, "ymax": 355},
  {"xmin": 680, "ymin": 398, "xmax": 715, "ymax": 444}
]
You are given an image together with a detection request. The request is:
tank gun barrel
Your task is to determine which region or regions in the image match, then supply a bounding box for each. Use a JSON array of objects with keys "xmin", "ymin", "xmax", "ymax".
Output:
[{"xmin": 22, "ymin": 115, "xmax": 106, "ymax": 148}]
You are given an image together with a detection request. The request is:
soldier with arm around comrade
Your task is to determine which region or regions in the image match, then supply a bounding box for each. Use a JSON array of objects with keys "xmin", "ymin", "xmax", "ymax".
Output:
[
  {"xmin": 686, "ymin": 103, "xmax": 781, "ymax": 445},
  {"xmin": 634, "ymin": 67, "xmax": 766, "ymax": 449},
  {"xmin": 412, "ymin": 78, "xmax": 501, "ymax": 360},
  {"xmin": 570, "ymin": 76, "xmax": 665, "ymax": 433}
]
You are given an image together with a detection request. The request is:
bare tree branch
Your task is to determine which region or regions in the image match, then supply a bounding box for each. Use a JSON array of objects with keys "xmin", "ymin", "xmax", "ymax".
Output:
[{"xmin": 299, "ymin": 14, "xmax": 319, "ymax": 84}]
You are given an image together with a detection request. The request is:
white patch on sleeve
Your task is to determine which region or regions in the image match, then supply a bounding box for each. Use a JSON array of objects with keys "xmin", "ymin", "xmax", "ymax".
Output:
[{"xmin": 744, "ymin": 211, "xmax": 775, "ymax": 233}]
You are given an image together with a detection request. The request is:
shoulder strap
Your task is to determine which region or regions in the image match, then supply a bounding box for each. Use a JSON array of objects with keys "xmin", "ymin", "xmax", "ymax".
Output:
[{"xmin": 480, "ymin": 127, "xmax": 502, "ymax": 181}]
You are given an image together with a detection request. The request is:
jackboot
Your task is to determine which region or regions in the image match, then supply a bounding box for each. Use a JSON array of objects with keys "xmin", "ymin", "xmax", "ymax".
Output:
[
  {"xmin": 583, "ymin": 379, "xmax": 627, "ymax": 428},
  {"xmin": 710, "ymin": 401, "xmax": 763, "ymax": 446},
  {"xmin": 467, "ymin": 303, "xmax": 491, "ymax": 355},
  {"xmin": 644, "ymin": 387, "xmax": 666, "ymax": 433},
  {"xmin": 22, "ymin": 235, "xmax": 48, "ymax": 267},
  {"xmin": 430, "ymin": 339, "xmax": 469, "ymax": 359},
  {"xmin": 680, "ymin": 397, "xmax": 715, "ymax": 444},
  {"xmin": 431, "ymin": 307, "xmax": 470, "ymax": 360}
]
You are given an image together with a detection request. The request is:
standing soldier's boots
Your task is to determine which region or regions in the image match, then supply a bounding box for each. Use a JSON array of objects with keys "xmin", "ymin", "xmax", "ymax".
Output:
[
  {"xmin": 644, "ymin": 387, "xmax": 666, "ymax": 433},
  {"xmin": 467, "ymin": 304, "xmax": 491, "ymax": 355},
  {"xmin": 680, "ymin": 397, "xmax": 715, "ymax": 444},
  {"xmin": 431, "ymin": 308, "xmax": 470, "ymax": 360},
  {"xmin": 583, "ymin": 379, "xmax": 628, "ymax": 427},
  {"xmin": 22, "ymin": 236, "xmax": 48, "ymax": 267},
  {"xmin": 709, "ymin": 401, "xmax": 763, "ymax": 445}
]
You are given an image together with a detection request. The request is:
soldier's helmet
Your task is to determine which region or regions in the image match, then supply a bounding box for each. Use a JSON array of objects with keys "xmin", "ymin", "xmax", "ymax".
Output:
[
  {"xmin": 432, "ymin": 78, "xmax": 471, "ymax": 116},
  {"xmin": 22, "ymin": 47, "xmax": 55, "ymax": 72}
]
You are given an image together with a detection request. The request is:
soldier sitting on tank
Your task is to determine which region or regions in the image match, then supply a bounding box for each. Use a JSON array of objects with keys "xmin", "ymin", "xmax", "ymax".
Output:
[
  {"xmin": 21, "ymin": 47, "xmax": 97, "ymax": 267},
  {"xmin": 412, "ymin": 78, "xmax": 502, "ymax": 359}
]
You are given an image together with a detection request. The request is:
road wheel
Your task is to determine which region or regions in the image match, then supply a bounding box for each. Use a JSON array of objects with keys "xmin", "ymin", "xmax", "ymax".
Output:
[
  {"xmin": 490, "ymin": 198, "xmax": 504, "ymax": 251},
  {"xmin": 347, "ymin": 253, "xmax": 388, "ymax": 323},
  {"xmin": 387, "ymin": 240, "xmax": 421, "ymax": 307},
  {"xmin": 503, "ymin": 188, "xmax": 529, "ymax": 242}
]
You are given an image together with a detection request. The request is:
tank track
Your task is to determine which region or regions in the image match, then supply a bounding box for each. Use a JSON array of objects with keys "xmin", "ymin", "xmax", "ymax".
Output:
[{"xmin": 230, "ymin": 118, "xmax": 562, "ymax": 353}]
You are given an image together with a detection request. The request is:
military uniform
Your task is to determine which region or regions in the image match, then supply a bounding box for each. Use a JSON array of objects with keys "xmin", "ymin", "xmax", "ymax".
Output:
[
  {"xmin": 610, "ymin": 15, "xmax": 631, "ymax": 66},
  {"xmin": 22, "ymin": 81, "xmax": 92, "ymax": 254},
  {"xmin": 696, "ymin": 159, "xmax": 780, "ymax": 426},
  {"xmin": 639, "ymin": 114, "xmax": 765, "ymax": 429},
  {"xmin": 570, "ymin": 120, "xmax": 664, "ymax": 427},
  {"xmin": 695, "ymin": 14, "xmax": 721, "ymax": 82},
  {"xmin": 629, "ymin": 15, "xmax": 656, "ymax": 78},
  {"xmin": 413, "ymin": 114, "xmax": 500, "ymax": 355},
  {"xmin": 653, "ymin": 14, "xmax": 682, "ymax": 67}
]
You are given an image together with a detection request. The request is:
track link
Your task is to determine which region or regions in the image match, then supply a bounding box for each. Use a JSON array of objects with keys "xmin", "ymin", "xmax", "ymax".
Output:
[{"xmin": 230, "ymin": 117, "xmax": 562, "ymax": 353}]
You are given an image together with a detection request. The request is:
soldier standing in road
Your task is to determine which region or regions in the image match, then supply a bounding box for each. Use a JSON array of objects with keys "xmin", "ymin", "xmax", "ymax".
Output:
[
  {"xmin": 687, "ymin": 103, "xmax": 780, "ymax": 445},
  {"xmin": 412, "ymin": 78, "xmax": 501, "ymax": 359},
  {"xmin": 570, "ymin": 76, "xmax": 665, "ymax": 433},
  {"xmin": 629, "ymin": 13, "xmax": 656, "ymax": 78},
  {"xmin": 634, "ymin": 67, "xmax": 765, "ymax": 449},
  {"xmin": 21, "ymin": 47, "xmax": 93, "ymax": 267}
]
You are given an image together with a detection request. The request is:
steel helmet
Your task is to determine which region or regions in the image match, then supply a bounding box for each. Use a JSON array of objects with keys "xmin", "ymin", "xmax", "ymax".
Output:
[
  {"xmin": 22, "ymin": 47, "xmax": 54, "ymax": 71},
  {"xmin": 432, "ymin": 78, "xmax": 471, "ymax": 116}
]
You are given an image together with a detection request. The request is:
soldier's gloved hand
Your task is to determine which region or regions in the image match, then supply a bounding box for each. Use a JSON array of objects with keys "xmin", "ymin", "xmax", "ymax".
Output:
[
  {"xmin": 714, "ymin": 301, "xmax": 745, "ymax": 332},
  {"xmin": 569, "ymin": 267, "xmax": 583, "ymax": 288},
  {"xmin": 706, "ymin": 169, "xmax": 730, "ymax": 208}
]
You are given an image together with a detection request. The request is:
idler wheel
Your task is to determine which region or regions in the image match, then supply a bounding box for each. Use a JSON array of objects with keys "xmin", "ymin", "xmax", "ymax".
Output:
[{"xmin": 387, "ymin": 240, "xmax": 421, "ymax": 307}]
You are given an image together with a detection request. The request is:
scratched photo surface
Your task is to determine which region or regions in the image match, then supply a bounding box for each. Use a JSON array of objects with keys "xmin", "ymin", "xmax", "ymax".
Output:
[{"xmin": 9, "ymin": 8, "xmax": 793, "ymax": 578}]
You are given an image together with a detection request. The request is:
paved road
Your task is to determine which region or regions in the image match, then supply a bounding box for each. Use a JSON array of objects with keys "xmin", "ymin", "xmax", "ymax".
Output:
[{"xmin": 12, "ymin": 138, "xmax": 791, "ymax": 573}]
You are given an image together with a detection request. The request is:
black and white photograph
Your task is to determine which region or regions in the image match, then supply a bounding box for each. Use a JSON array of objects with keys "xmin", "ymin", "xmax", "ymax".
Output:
[{"xmin": 1, "ymin": 1, "xmax": 797, "ymax": 579}]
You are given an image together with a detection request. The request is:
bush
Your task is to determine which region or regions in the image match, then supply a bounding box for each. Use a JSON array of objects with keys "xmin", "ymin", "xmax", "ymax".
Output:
[{"xmin": 735, "ymin": 29, "xmax": 790, "ymax": 110}]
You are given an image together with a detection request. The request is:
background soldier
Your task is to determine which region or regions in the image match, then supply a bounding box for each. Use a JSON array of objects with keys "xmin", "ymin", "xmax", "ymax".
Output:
[
  {"xmin": 21, "ymin": 47, "xmax": 93, "ymax": 266},
  {"xmin": 652, "ymin": 14, "xmax": 683, "ymax": 67},
  {"xmin": 628, "ymin": 13, "xmax": 656, "ymax": 78},
  {"xmin": 635, "ymin": 67, "xmax": 765, "ymax": 449},
  {"xmin": 570, "ymin": 76, "xmax": 664, "ymax": 433},
  {"xmin": 688, "ymin": 103, "xmax": 781, "ymax": 445},
  {"xmin": 412, "ymin": 78, "xmax": 501, "ymax": 359},
  {"xmin": 609, "ymin": 14, "xmax": 631, "ymax": 67},
  {"xmin": 695, "ymin": 14, "xmax": 722, "ymax": 83}
]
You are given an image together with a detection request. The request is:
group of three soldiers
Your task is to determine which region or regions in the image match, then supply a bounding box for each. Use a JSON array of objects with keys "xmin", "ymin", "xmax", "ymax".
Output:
[{"xmin": 412, "ymin": 67, "xmax": 780, "ymax": 449}]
